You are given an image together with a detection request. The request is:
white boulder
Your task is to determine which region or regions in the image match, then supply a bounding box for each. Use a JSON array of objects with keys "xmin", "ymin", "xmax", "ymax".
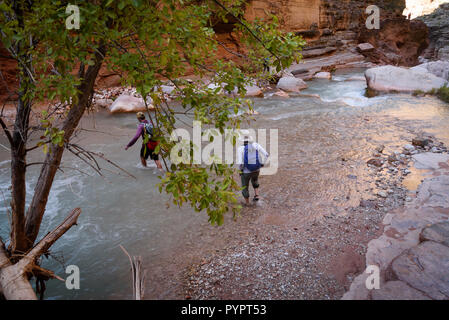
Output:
[
  {"xmin": 244, "ymin": 85, "xmax": 264, "ymax": 97},
  {"xmin": 365, "ymin": 65, "xmax": 447, "ymax": 93},
  {"xmin": 276, "ymin": 76, "xmax": 308, "ymax": 92},
  {"xmin": 229, "ymin": 84, "xmax": 264, "ymax": 97},
  {"xmin": 108, "ymin": 94, "xmax": 154, "ymax": 113},
  {"xmin": 314, "ymin": 72, "xmax": 332, "ymax": 79},
  {"xmin": 94, "ymin": 98, "xmax": 114, "ymax": 108},
  {"xmin": 410, "ymin": 60, "xmax": 449, "ymax": 81},
  {"xmin": 160, "ymin": 85, "xmax": 175, "ymax": 95}
]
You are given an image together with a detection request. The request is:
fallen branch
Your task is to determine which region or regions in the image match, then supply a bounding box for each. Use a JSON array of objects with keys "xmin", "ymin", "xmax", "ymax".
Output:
[
  {"xmin": 0, "ymin": 208, "xmax": 81, "ymax": 300},
  {"xmin": 120, "ymin": 245, "xmax": 146, "ymax": 300},
  {"xmin": 20, "ymin": 208, "xmax": 81, "ymax": 266}
]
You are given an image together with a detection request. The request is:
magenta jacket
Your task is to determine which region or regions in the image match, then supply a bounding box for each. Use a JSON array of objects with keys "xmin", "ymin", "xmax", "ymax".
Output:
[{"xmin": 126, "ymin": 120, "xmax": 149, "ymax": 148}]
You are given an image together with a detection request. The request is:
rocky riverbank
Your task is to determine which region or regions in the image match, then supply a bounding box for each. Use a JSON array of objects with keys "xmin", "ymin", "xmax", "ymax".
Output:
[
  {"xmin": 182, "ymin": 135, "xmax": 449, "ymax": 300},
  {"xmin": 343, "ymin": 148, "xmax": 449, "ymax": 299}
]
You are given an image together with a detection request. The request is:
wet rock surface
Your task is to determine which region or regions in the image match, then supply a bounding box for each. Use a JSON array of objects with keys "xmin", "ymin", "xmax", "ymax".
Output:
[
  {"xmin": 420, "ymin": 222, "xmax": 449, "ymax": 246},
  {"xmin": 276, "ymin": 76, "xmax": 308, "ymax": 93},
  {"xmin": 391, "ymin": 241, "xmax": 449, "ymax": 299},
  {"xmin": 365, "ymin": 65, "xmax": 447, "ymax": 93},
  {"xmin": 418, "ymin": 3, "xmax": 449, "ymax": 61},
  {"xmin": 184, "ymin": 135, "xmax": 449, "ymax": 300},
  {"xmin": 108, "ymin": 94, "xmax": 153, "ymax": 113},
  {"xmin": 411, "ymin": 60, "xmax": 449, "ymax": 81},
  {"xmin": 343, "ymin": 138, "xmax": 449, "ymax": 300},
  {"xmin": 370, "ymin": 280, "xmax": 431, "ymax": 300}
]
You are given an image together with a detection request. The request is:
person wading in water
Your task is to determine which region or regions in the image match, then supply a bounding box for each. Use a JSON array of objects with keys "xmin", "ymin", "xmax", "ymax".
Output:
[
  {"xmin": 237, "ymin": 130, "xmax": 269, "ymax": 205},
  {"xmin": 125, "ymin": 112, "xmax": 163, "ymax": 171}
]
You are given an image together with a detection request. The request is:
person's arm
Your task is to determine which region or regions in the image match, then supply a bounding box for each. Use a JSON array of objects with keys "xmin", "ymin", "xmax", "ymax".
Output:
[
  {"xmin": 237, "ymin": 146, "xmax": 244, "ymax": 171},
  {"xmin": 125, "ymin": 124, "xmax": 143, "ymax": 149},
  {"xmin": 254, "ymin": 142, "xmax": 269, "ymax": 163}
]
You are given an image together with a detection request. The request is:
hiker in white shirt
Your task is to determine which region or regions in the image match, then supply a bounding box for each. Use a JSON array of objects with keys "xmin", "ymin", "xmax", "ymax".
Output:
[{"xmin": 237, "ymin": 130, "xmax": 269, "ymax": 205}]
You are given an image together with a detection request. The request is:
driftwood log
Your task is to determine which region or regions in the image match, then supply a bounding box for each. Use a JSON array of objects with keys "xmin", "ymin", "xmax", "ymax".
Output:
[
  {"xmin": 120, "ymin": 245, "xmax": 146, "ymax": 300},
  {"xmin": 0, "ymin": 208, "xmax": 81, "ymax": 300}
]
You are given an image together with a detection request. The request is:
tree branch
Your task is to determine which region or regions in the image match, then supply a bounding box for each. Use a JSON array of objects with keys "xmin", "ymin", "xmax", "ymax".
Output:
[
  {"xmin": 0, "ymin": 117, "xmax": 13, "ymax": 146},
  {"xmin": 211, "ymin": 0, "xmax": 280, "ymax": 61},
  {"xmin": 19, "ymin": 208, "xmax": 81, "ymax": 268}
]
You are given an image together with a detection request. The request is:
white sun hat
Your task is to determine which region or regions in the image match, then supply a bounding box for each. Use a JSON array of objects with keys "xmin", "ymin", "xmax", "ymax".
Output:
[{"xmin": 238, "ymin": 129, "xmax": 254, "ymax": 142}]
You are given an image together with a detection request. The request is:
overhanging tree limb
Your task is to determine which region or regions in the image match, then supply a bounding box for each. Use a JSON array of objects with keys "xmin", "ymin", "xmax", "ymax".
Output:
[
  {"xmin": 0, "ymin": 117, "xmax": 13, "ymax": 146},
  {"xmin": 211, "ymin": 0, "xmax": 281, "ymax": 61}
]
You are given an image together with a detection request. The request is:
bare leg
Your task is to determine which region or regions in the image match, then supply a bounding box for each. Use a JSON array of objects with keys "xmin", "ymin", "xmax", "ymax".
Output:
[
  {"xmin": 141, "ymin": 157, "xmax": 147, "ymax": 167},
  {"xmin": 155, "ymin": 159, "xmax": 163, "ymax": 170}
]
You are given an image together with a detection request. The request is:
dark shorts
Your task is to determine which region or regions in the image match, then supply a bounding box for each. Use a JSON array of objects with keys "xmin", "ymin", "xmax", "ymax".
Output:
[
  {"xmin": 241, "ymin": 170, "xmax": 260, "ymax": 199},
  {"xmin": 140, "ymin": 143, "xmax": 159, "ymax": 161}
]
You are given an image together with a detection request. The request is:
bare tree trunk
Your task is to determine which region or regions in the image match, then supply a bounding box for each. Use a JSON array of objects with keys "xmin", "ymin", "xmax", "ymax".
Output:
[
  {"xmin": 24, "ymin": 46, "xmax": 106, "ymax": 250},
  {"xmin": 0, "ymin": 208, "xmax": 81, "ymax": 300},
  {"xmin": 0, "ymin": 240, "xmax": 36, "ymax": 300},
  {"xmin": 10, "ymin": 86, "xmax": 31, "ymax": 256},
  {"xmin": 9, "ymin": 42, "xmax": 33, "ymax": 256}
]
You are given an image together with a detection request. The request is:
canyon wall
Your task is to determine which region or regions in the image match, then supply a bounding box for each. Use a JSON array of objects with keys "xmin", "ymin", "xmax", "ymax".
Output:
[
  {"xmin": 244, "ymin": 0, "xmax": 321, "ymax": 30},
  {"xmin": 241, "ymin": 0, "xmax": 430, "ymax": 66},
  {"xmin": 244, "ymin": 0, "xmax": 405, "ymax": 33},
  {"xmin": 417, "ymin": 3, "xmax": 449, "ymax": 60}
]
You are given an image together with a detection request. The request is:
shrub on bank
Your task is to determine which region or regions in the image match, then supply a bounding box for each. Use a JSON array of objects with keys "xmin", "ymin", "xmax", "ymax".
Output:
[{"xmin": 437, "ymin": 85, "xmax": 449, "ymax": 103}]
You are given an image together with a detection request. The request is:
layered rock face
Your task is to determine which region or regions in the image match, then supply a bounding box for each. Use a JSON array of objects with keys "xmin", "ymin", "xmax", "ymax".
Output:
[
  {"xmin": 243, "ymin": 0, "xmax": 428, "ymax": 66},
  {"xmin": 417, "ymin": 3, "xmax": 449, "ymax": 60},
  {"xmin": 244, "ymin": 0, "xmax": 321, "ymax": 31},
  {"xmin": 244, "ymin": 0, "xmax": 405, "ymax": 33},
  {"xmin": 404, "ymin": 0, "xmax": 449, "ymax": 19},
  {"xmin": 358, "ymin": 18, "xmax": 429, "ymax": 66}
]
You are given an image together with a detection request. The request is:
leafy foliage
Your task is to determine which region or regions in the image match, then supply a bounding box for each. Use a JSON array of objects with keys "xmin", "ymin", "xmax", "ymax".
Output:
[
  {"xmin": 1, "ymin": 0, "xmax": 304, "ymax": 225},
  {"xmin": 437, "ymin": 84, "xmax": 449, "ymax": 103}
]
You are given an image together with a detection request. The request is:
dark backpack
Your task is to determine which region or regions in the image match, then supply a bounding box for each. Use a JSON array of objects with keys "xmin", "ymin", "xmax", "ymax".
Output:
[
  {"xmin": 244, "ymin": 144, "xmax": 261, "ymax": 172},
  {"xmin": 141, "ymin": 122, "xmax": 154, "ymax": 144},
  {"xmin": 144, "ymin": 123, "xmax": 153, "ymax": 136}
]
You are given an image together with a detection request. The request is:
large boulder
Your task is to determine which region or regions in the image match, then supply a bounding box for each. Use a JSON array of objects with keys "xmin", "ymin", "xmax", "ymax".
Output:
[
  {"xmin": 108, "ymin": 94, "xmax": 153, "ymax": 113},
  {"xmin": 314, "ymin": 72, "xmax": 332, "ymax": 79},
  {"xmin": 420, "ymin": 222, "xmax": 449, "ymax": 246},
  {"xmin": 371, "ymin": 281, "xmax": 431, "ymax": 300},
  {"xmin": 365, "ymin": 65, "xmax": 447, "ymax": 93},
  {"xmin": 229, "ymin": 84, "xmax": 264, "ymax": 97},
  {"xmin": 391, "ymin": 241, "xmax": 449, "ymax": 300},
  {"xmin": 411, "ymin": 60, "xmax": 449, "ymax": 80},
  {"xmin": 94, "ymin": 98, "xmax": 114, "ymax": 108},
  {"xmin": 160, "ymin": 85, "xmax": 175, "ymax": 95},
  {"xmin": 244, "ymin": 85, "xmax": 264, "ymax": 97},
  {"xmin": 276, "ymin": 76, "xmax": 307, "ymax": 92}
]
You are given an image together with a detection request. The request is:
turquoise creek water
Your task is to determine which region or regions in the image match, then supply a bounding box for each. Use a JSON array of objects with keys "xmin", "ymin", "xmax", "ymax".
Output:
[{"xmin": 1, "ymin": 69, "xmax": 448, "ymax": 299}]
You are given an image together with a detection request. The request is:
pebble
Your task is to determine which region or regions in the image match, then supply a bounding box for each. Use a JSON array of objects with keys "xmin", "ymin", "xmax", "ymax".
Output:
[
  {"xmin": 404, "ymin": 144, "xmax": 415, "ymax": 153},
  {"xmin": 377, "ymin": 191, "xmax": 387, "ymax": 198}
]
